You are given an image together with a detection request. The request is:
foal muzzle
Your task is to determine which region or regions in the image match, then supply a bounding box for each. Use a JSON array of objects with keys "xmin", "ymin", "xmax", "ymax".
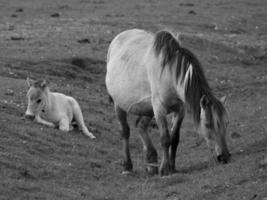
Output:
[{"xmin": 25, "ymin": 114, "xmax": 35, "ymax": 121}]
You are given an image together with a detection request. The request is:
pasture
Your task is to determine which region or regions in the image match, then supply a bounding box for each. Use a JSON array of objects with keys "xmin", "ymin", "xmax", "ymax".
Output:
[{"xmin": 0, "ymin": 0, "xmax": 266, "ymax": 199}]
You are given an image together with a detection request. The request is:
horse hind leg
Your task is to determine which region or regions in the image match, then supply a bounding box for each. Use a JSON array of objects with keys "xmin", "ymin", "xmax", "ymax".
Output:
[
  {"xmin": 137, "ymin": 116, "xmax": 158, "ymax": 175},
  {"xmin": 169, "ymin": 106, "xmax": 185, "ymax": 172},
  {"xmin": 73, "ymin": 104, "xmax": 96, "ymax": 139},
  {"xmin": 115, "ymin": 104, "xmax": 133, "ymax": 174},
  {"xmin": 152, "ymin": 98, "xmax": 171, "ymax": 176}
]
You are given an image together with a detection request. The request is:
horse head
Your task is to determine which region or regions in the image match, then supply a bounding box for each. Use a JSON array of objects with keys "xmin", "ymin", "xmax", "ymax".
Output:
[
  {"xmin": 25, "ymin": 78, "xmax": 49, "ymax": 119},
  {"xmin": 199, "ymin": 95, "xmax": 231, "ymax": 164}
]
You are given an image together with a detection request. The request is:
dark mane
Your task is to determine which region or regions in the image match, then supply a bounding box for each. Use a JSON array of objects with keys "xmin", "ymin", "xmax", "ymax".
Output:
[
  {"xmin": 181, "ymin": 48, "xmax": 226, "ymax": 124},
  {"xmin": 154, "ymin": 30, "xmax": 226, "ymax": 125},
  {"xmin": 154, "ymin": 30, "xmax": 180, "ymax": 67}
]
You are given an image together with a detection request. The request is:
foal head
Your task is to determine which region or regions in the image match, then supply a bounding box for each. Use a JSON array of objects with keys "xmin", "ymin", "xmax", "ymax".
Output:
[
  {"xmin": 25, "ymin": 78, "xmax": 49, "ymax": 119},
  {"xmin": 198, "ymin": 95, "xmax": 231, "ymax": 164}
]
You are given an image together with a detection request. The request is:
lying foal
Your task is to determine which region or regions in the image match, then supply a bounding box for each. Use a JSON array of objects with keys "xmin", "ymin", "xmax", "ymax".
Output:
[{"xmin": 25, "ymin": 78, "xmax": 96, "ymax": 139}]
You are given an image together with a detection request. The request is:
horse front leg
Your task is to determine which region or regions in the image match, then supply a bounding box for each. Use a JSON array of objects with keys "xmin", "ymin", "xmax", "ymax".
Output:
[
  {"xmin": 153, "ymin": 99, "xmax": 171, "ymax": 176},
  {"xmin": 115, "ymin": 104, "xmax": 133, "ymax": 174},
  {"xmin": 169, "ymin": 107, "xmax": 185, "ymax": 172}
]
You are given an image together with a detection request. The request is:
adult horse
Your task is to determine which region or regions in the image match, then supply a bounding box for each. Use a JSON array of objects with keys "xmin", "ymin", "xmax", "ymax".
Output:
[{"xmin": 105, "ymin": 29, "xmax": 231, "ymax": 176}]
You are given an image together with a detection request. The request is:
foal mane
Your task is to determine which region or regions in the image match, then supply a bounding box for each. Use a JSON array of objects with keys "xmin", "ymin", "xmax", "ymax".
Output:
[{"xmin": 154, "ymin": 30, "xmax": 226, "ymax": 126}]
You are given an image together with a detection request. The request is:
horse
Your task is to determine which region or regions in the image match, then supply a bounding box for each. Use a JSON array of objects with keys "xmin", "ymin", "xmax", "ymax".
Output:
[
  {"xmin": 105, "ymin": 29, "xmax": 231, "ymax": 176},
  {"xmin": 25, "ymin": 78, "xmax": 96, "ymax": 139}
]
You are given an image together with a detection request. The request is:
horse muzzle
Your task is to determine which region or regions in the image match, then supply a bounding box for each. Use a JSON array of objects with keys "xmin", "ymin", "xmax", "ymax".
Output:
[{"xmin": 217, "ymin": 152, "xmax": 231, "ymax": 164}]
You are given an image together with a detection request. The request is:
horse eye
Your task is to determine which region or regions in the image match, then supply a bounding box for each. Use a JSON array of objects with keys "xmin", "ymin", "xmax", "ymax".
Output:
[{"xmin": 36, "ymin": 99, "xmax": 42, "ymax": 104}]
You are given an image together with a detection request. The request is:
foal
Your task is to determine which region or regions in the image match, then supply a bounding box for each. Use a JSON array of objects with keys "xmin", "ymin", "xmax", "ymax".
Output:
[{"xmin": 25, "ymin": 78, "xmax": 95, "ymax": 139}]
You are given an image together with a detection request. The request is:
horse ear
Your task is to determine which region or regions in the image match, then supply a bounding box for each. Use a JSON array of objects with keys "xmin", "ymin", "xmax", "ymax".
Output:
[
  {"xmin": 40, "ymin": 80, "xmax": 47, "ymax": 89},
  {"xmin": 26, "ymin": 77, "xmax": 34, "ymax": 87},
  {"xmin": 176, "ymin": 32, "xmax": 182, "ymax": 44},
  {"xmin": 220, "ymin": 96, "xmax": 227, "ymax": 105},
  {"xmin": 200, "ymin": 95, "xmax": 209, "ymax": 109}
]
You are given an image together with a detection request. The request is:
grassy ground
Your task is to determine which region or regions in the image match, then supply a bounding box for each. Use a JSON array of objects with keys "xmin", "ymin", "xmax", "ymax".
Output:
[{"xmin": 0, "ymin": 0, "xmax": 266, "ymax": 199}]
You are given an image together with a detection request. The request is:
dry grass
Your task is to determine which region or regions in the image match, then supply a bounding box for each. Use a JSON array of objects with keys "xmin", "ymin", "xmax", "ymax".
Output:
[{"xmin": 0, "ymin": 0, "xmax": 267, "ymax": 199}]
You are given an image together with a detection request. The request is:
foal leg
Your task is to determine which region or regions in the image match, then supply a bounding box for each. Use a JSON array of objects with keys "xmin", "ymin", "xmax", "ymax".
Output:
[
  {"xmin": 59, "ymin": 118, "xmax": 70, "ymax": 132},
  {"xmin": 115, "ymin": 104, "xmax": 133, "ymax": 173},
  {"xmin": 137, "ymin": 116, "xmax": 158, "ymax": 175},
  {"xmin": 152, "ymin": 99, "xmax": 171, "ymax": 176},
  {"xmin": 169, "ymin": 107, "xmax": 185, "ymax": 172},
  {"xmin": 35, "ymin": 115, "xmax": 55, "ymax": 128}
]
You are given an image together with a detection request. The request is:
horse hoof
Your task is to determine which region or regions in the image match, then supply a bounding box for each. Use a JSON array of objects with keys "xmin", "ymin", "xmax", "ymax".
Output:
[
  {"xmin": 146, "ymin": 166, "xmax": 158, "ymax": 175},
  {"xmin": 159, "ymin": 171, "xmax": 171, "ymax": 176},
  {"xmin": 121, "ymin": 170, "xmax": 132, "ymax": 175},
  {"xmin": 170, "ymin": 168, "xmax": 177, "ymax": 174},
  {"xmin": 159, "ymin": 166, "xmax": 171, "ymax": 176},
  {"xmin": 217, "ymin": 153, "xmax": 231, "ymax": 164}
]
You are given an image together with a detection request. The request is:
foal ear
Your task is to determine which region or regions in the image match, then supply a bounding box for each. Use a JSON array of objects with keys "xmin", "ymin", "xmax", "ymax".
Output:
[
  {"xmin": 26, "ymin": 77, "xmax": 34, "ymax": 87},
  {"xmin": 220, "ymin": 96, "xmax": 227, "ymax": 105},
  {"xmin": 200, "ymin": 95, "xmax": 209, "ymax": 109},
  {"xmin": 40, "ymin": 80, "xmax": 48, "ymax": 89}
]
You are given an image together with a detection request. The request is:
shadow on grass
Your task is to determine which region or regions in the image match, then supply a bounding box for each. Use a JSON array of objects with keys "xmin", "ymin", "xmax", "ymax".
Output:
[
  {"xmin": 233, "ymin": 136, "xmax": 267, "ymax": 157},
  {"xmin": 177, "ymin": 161, "xmax": 209, "ymax": 174},
  {"xmin": 1, "ymin": 57, "xmax": 106, "ymax": 82}
]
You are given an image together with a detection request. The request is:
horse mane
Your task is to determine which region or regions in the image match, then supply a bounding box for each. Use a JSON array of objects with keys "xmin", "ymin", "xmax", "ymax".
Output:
[
  {"xmin": 154, "ymin": 30, "xmax": 180, "ymax": 67},
  {"xmin": 154, "ymin": 30, "xmax": 226, "ymax": 126}
]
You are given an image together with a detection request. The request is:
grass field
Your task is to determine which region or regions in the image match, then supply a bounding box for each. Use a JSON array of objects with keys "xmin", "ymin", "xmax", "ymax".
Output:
[{"xmin": 0, "ymin": 0, "xmax": 266, "ymax": 199}]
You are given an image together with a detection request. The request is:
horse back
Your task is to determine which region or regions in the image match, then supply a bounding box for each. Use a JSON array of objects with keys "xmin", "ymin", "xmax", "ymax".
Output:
[
  {"xmin": 107, "ymin": 29, "xmax": 153, "ymax": 68},
  {"xmin": 105, "ymin": 29, "xmax": 155, "ymax": 113}
]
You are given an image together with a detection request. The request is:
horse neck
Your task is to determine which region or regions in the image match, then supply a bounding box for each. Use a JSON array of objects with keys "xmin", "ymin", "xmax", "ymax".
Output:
[{"xmin": 178, "ymin": 66, "xmax": 211, "ymax": 125}]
